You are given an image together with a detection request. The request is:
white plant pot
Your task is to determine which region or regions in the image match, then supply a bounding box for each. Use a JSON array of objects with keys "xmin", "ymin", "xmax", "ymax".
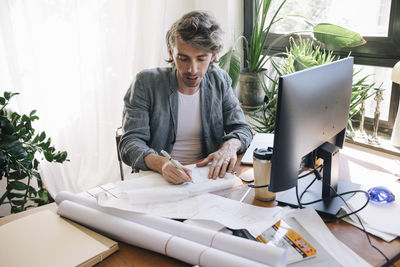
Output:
[{"xmin": 391, "ymin": 103, "xmax": 400, "ymax": 147}]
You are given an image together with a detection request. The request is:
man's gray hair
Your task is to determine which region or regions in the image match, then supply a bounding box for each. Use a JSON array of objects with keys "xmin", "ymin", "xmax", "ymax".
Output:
[{"xmin": 166, "ymin": 11, "xmax": 223, "ymax": 62}]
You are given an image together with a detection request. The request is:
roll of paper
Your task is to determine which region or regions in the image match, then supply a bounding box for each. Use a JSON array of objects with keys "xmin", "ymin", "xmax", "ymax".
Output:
[
  {"xmin": 57, "ymin": 200, "xmax": 269, "ymax": 267},
  {"xmin": 56, "ymin": 191, "xmax": 287, "ymax": 267}
]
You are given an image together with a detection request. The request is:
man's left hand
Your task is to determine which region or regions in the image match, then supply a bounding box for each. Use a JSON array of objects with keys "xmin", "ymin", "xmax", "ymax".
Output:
[{"xmin": 196, "ymin": 138, "xmax": 241, "ymax": 179}]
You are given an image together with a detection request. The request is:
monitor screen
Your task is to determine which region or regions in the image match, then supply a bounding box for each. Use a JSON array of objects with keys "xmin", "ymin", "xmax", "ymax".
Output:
[{"xmin": 269, "ymin": 57, "xmax": 358, "ymax": 216}]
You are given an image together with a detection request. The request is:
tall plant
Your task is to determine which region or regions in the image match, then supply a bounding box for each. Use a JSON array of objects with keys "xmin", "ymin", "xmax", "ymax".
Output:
[
  {"xmin": 0, "ymin": 91, "xmax": 68, "ymax": 213},
  {"xmin": 246, "ymin": 0, "xmax": 287, "ymax": 73},
  {"xmin": 219, "ymin": 0, "xmax": 366, "ymax": 90}
]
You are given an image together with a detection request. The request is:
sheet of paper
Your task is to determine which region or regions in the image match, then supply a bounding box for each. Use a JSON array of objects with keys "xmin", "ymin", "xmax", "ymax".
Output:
[
  {"xmin": 190, "ymin": 193, "xmax": 282, "ymax": 237},
  {"xmin": 97, "ymin": 192, "xmax": 282, "ymax": 238},
  {"xmin": 343, "ymin": 190, "xmax": 400, "ymax": 237},
  {"xmin": 241, "ymin": 133, "xmax": 274, "ymax": 165},
  {"xmin": 340, "ymin": 214, "xmax": 397, "ymax": 242},
  {"xmin": 0, "ymin": 210, "xmax": 111, "ymax": 267},
  {"xmin": 282, "ymin": 208, "xmax": 371, "ymax": 267}
]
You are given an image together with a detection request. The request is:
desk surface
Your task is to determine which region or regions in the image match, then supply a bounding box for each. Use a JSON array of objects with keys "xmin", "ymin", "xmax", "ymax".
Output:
[{"xmin": 1, "ymin": 143, "xmax": 400, "ymax": 267}]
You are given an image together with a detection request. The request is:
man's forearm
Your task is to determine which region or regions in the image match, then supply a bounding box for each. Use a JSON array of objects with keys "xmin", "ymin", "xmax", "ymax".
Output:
[
  {"xmin": 222, "ymin": 138, "xmax": 242, "ymax": 153},
  {"xmin": 144, "ymin": 153, "xmax": 168, "ymax": 174}
]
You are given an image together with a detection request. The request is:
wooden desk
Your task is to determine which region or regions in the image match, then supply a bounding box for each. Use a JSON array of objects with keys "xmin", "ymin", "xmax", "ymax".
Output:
[{"xmin": 1, "ymin": 143, "xmax": 400, "ymax": 267}]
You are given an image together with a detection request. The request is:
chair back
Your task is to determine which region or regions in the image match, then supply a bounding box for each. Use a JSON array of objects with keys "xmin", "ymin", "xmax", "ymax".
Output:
[{"xmin": 115, "ymin": 127, "xmax": 124, "ymax": 181}]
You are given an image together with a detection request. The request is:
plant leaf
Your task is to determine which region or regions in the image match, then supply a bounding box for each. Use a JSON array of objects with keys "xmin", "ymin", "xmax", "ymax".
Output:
[
  {"xmin": 39, "ymin": 131, "xmax": 46, "ymax": 142},
  {"xmin": 313, "ymin": 23, "xmax": 366, "ymax": 47},
  {"xmin": 293, "ymin": 55, "xmax": 319, "ymax": 71},
  {"xmin": 11, "ymin": 199, "xmax": 26, "ymax": 206},
  {"xmin": 7, "ymin": 192, "xmax": 25, "ymax": 199},
  {"xmin": 219, "ymin": 48, "xmax": 241, "ymax": 89},
  {"xmin": 9, "ymin": 171, "xmax": 28, "ymax": 180},
  {"xmin": 44, "ymin": 151, "xmax": 54, "ymax": 161},
  {"xmin": 8, "ymin": 181, "xmax": 27, "ymax": 191}
]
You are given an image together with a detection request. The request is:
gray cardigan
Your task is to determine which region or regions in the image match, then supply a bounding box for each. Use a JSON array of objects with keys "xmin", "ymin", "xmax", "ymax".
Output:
[{"xmin": 119, "ymin": 65, "xmax": 253, "ymax": 172}]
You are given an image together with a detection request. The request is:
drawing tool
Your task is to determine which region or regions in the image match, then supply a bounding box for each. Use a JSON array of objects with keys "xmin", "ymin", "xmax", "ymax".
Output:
[{"xmin": 160, "ymin": 150, "xmax": 194, "ymax": 183}]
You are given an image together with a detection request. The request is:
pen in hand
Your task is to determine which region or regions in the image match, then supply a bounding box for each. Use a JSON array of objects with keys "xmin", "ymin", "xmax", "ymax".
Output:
[{"xmin": 160, "ymin": 150, "xmax": 194, "ymax": 183}]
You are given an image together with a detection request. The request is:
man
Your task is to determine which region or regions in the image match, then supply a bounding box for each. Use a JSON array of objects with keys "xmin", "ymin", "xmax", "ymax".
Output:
[{"xmin": 119, "ymin": 11, "xmax": 252, "ymax": 184}]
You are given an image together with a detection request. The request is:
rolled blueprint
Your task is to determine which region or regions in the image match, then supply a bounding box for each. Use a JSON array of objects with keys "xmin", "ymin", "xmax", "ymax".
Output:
[
  {"xmin": 56, "ymin": 191, "xmax": 287, "ymax": 267},
  {"xmin": 57, "ymin": 200, "xmax": 269, "ymax": 267}
]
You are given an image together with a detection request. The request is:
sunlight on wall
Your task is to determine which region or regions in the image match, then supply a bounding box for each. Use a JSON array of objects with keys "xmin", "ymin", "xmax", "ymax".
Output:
[{"xmin": 0, "ymin": 0, "xmax": 243, "ymax": 195}]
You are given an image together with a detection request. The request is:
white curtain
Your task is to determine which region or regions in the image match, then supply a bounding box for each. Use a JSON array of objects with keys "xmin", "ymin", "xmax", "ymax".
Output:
[{"xmin": 0, "ymin": 0, "xmax": 242, "ymax": 197}]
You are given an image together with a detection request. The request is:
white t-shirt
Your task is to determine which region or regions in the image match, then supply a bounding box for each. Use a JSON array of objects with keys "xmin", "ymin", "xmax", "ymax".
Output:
[{"xmin": 170, "ymin": 90, "xmax": 203, "ymax": 164}]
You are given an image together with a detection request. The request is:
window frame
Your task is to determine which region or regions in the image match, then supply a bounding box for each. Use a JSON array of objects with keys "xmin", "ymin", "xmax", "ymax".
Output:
[{"xmin": 243, "ymin": 0, "xmax": 400, "ymax": 135}]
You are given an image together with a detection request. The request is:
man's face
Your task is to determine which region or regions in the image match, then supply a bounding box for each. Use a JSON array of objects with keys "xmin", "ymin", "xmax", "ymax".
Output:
[{"xmin": 169, "ymin": 38, "xmax": 216, "ymax": 92}]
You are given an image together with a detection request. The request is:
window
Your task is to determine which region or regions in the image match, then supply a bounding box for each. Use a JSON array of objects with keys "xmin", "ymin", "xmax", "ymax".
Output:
[{"xmin": 244, "ymin": 0, "xmax": 400, "ymax": 143}]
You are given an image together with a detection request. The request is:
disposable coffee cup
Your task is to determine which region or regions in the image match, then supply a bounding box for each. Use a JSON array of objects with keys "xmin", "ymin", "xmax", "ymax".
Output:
[{"xmin": 253, "ymin": 147, "xmax": 275, "ymax": 201}]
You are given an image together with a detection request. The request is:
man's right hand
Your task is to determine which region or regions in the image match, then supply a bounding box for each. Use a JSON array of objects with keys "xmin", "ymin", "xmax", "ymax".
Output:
[
  {"xmin": 144, "ymin": 153, "xmax": 192, "ymax": 184},
  {"xmin": 161, "ymin": 161, "xmax": 193, "ymax": 184}
]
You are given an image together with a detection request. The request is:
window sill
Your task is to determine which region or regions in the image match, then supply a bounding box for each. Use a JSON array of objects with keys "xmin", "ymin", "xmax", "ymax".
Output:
[{"xmin": 345, "ymin": 132, "xmax": 400, "ymax": 158}]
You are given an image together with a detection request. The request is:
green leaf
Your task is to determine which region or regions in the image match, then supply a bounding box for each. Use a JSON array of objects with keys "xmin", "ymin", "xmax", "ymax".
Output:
[
  {"xmin": 21, "ymin": 114, "xmax": 29, "ymax": 122},
  {"xmin": 19, "ymin": 126, "xmax": 26, "ymax": 135},
  {"xmin": 8, "ymin": 181, "xmax": 27, "ymax": 191},
  {"xmin": 11, "ymin": 206, "xmax": 24, "ymax": 213},
  {"xmin": 44, "ymin": 151, "xmax": 54, "ymax": 161},
  {"xmin": 7, "ymin": 192, "xmax": 25, "ymax": 199},
  {"xmin": 219, "ymin": 48, "xmax": 241, "ymax": 90},
  {"xmin": 4, "ymin": 91, "xmax": 10, "ymax": 100},
  {"xmin": 29, "ymin": 110, "xmax": 37, "ymax": 116},
  {"xmin": 39, "ymin": 131, "xmax": 46, "ymax": 142},
  {"xmin": 0, "ymin": 97, "xmax": 5, "ymax": 105},
  {"xmin": 11, "ymin": 199, "xmax": 26, "ymax": 206},
  {"xmin": 0, "ymin": 191, "xmax": 8, "ymax": 204},
  {"xmin": 28, "ymin": 186, "xmax": 38, "ymax": 197},
  {"xmin": 313, "ymin": 23, "xmax": 366, "ymax": 47},
  {"xmin": 54, "ymin": 151, "xmax": 68, "ymax": 163},
  {"xmin": 33, "ymin": 159, "xmax": 40, "ymax": 169},
  {"xmin": 293, "ymin": 55, "xmax": 319, "ymax": 71},
  {"xmin": 9, "ymin": 171, "xmax": 28, "ymax": 180}
]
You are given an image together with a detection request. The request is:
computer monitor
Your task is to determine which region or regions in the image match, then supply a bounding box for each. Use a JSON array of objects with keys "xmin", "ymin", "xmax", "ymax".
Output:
[{"xmin": 269, "ymin": 57, "xmax": 359, "ymax": 216}]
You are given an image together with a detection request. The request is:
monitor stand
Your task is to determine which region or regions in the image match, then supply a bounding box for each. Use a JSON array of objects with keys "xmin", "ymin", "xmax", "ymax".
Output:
[{"xmin": 276, "ymin": 142, "xmax": 360, "ymax": 217}]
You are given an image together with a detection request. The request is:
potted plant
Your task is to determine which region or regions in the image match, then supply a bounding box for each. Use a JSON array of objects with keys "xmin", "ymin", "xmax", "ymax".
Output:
[
  {"xmin": 0, "ymin": 91, "xmax": 68, "ymax": 214},
  {"xmin": 250, "ymin": 37, "xmax": 376, "ymax": 136},
  {"xmin": 219, "ymin": 0, "xmax": 366, "ymax": 110}
]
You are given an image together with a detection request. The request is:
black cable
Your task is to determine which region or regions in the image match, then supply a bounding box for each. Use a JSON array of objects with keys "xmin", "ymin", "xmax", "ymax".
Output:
[
  {"xmin": 328, "ymin": 184, "xmax": 394, "ymax": 266},
  {"xmin": 294, "ymin": 165, "xmax": 393, "ymax": 265},
  {"xmin": 297, "ymin": 165, "xmax": 323, "ymax": 179},
  {"xmin": 299, "ymin": 189, "xmax": 367, "ymax": 206},
  {"xmin": 247, "ymin": 184, "xmax": 268, "ymax": 188},
  {"xmin": 306, "ymin": 168, "xmax": 393, "ymax": 266},
  {"xmin": 324, "ymin": 191, "xmax": 370, "ymax": 222},
  {"xmin": 295, "ymin": 165, "xmax": 323, "ymax": 209},
  {"xmin": 297, "ymin": 165, "xmax": 323, "ymax": 203},
  {"xmin": 295, "ymin": 184, "xmax": 303, "ymax": 209},
  {"xmin": 299, "ymin": 177, "xmax": 317, "ymax": 201}
]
